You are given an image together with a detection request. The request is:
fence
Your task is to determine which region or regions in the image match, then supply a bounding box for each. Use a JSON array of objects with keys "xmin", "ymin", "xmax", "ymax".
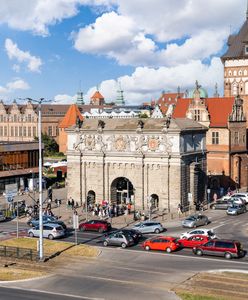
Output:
[{"xmin": 0, "ymin": 245, "xmax": 40, "ymax": 261}]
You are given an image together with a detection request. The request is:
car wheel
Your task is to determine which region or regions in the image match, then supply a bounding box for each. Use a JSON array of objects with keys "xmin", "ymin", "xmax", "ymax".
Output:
[
  {"xmin": 98, "ymin": 227, "xmax": 104, "ymax": 233},
  {"xmin": 28, "ymin": 232, "xmax": 34, "ymax": 238},
  {"xmin": 80, "ymin": 226, "xmax": 86, "ymax": 232},
  {"xmin": 212, "ymin": 206, "xmax": 216, "ymax": 210},
  {"xmin": 121, "ymin": 243, "xmax": 127, "ymax": 248},
  {"xmin": 154, "ymin": 228, "xmax": 160, "ymax": 234},
  {"xmin": 48, "ymin": 234, "xmax": 54, "ymax": 240},
  {"xmin": 145, "ymin": 245, "xmax": 150, "ymax": 251},
  {"xmin": 224, "ymin": 252, "xmax": 232, "ymax": 259},
  {"xmin": 166, "ymin": 247, "xmax": 172, "ymax": 253},
  {"xmin": 196, "ymin": 249, "xmax": 203, "ymax": 256},
  {"xmin": 103, "ymin": 241, "xmax": 108, "ymax": 247}
]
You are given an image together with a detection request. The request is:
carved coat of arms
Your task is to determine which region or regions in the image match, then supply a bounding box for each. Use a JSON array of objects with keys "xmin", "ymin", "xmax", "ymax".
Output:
[
  {"xmin": 114, "ymin": 136, "xmax": 126, "ymax": 151},
  {"xmin": 148, "ymin": 138, "xmax": 159, "ymax": 151}
]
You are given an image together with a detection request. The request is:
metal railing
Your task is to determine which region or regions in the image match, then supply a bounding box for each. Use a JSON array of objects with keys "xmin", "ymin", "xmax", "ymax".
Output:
[{"xmin": 0, "ymin": 245, "xmax": 41, "ymax": 261}]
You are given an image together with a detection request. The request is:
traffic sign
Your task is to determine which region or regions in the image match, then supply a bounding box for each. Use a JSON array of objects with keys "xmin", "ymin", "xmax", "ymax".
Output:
[
  {"xmin": 5, "ymin": 183, "xmax": 18, "ymax": 197},
  {"xmin": 6, "ymin": 195, "xmax": 13, "ymax": 203},
  {"xmin": 73, "ymin": 214, "xmax": 79, "ymax": 229}
]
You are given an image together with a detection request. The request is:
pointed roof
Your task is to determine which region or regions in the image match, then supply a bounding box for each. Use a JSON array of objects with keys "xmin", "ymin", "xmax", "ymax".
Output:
[
  {"xmin": 173, "ymin": 97, "xmax": 235, "ymax": 127},
  {"xmin": 59, "ymin": 104, "xmax": 83, "ymax": 128},
  {"xmin": 222, "ymin": 19, "xmax": 248, "ymax": 61},
  {"xmin": 91, "ymin": 91, "xmax": 104, "ymax": 99}
]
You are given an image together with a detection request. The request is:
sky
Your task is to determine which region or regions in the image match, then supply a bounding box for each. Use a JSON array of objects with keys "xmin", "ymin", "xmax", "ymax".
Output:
[{"xmin": 0, "ymin": 0, "xmax": 247, "ymax": 105}]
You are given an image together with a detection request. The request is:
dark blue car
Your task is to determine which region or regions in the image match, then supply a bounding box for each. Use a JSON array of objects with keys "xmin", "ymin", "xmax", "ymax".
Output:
[{"xmin": 27, "ymin": 215, "xmax": 67, "ymax": 230}]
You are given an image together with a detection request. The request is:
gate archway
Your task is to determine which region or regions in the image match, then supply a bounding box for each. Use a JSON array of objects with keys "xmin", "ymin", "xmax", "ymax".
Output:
[
  {"xmin": 87, "ymin": 190, "xmax": 96, "ymax": 206},
  {"xmin": 111, "ymin": 177, "xmax": 134, "ymax": 205}
]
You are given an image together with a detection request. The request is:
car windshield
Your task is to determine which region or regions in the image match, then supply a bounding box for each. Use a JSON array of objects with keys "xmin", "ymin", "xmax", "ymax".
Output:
[{"xmin": 186, "ymin": 217, "xmax": 196, "ymax": 221}]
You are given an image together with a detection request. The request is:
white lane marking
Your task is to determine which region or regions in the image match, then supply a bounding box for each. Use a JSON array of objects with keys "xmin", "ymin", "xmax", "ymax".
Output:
[
  {"xmin": 98, "ymin": 246, "xmax": 248, "ymax": 265},
  {"xmin": 0, "ymin": 286, "xmax": 104, "ymax": 300}
]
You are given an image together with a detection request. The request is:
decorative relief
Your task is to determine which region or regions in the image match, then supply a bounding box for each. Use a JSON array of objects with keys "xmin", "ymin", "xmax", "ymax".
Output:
[
  {"xmin": 148, "ymin": 136, "xmax": 160, "ymax": 151},
  {"xmin": 114, "ymin": 136, "xmax": 127, "ymax": 151},
  {"xmin": 85, "ymin": 135, "xmax": 96, "ymax": 150}
]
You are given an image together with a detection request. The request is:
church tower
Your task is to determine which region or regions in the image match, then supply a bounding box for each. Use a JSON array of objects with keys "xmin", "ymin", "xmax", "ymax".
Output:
[
  {"xmin": 221, "ymin": 3, "xmax": 248, "ymax": 112},
  {"xmin": 115, "ymin": 82, "xmax": 125, "ymax": 106}
]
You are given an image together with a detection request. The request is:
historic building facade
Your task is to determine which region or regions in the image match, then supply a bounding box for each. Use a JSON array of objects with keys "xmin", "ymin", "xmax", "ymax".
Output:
[
  {"xmin": 67, "ymin": 118, "xmax": 207, "ymax": 212},
  {"xmin": 173, "ymin": 83, "xmax": 248, "ymax": 190},
  {"xmin": 222, "ymin": 9, "xmax": 248, "ymax": 118}
]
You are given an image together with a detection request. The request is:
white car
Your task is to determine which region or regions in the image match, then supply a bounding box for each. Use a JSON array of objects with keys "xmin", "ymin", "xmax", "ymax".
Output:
[
  {"xmin": 230, "ymin": 193, "xmax": 248, "ymax": 204},
  {"xmin": 180, "ymin": 228, "xmax": 216, "ymax": 239}
]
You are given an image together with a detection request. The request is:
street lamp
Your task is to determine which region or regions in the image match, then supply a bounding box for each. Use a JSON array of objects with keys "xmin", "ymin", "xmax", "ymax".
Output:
[{"xmin": 26, "ymin": 97, "xmax": 49, "ymax": 261}]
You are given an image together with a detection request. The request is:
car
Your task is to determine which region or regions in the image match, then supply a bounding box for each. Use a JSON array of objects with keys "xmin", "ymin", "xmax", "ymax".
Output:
[
  {"xmin": 226, "ymin": 204, "xmax": 247, "ymax": 215},
  {"xmin": 116, "ymin": 229, "xmax": 142, "ymax": 242},
  {"xmin": 178, "ymin": 235, "xmax": 210, "ymax": 248},
  {"xmin": 210, "ymin": 199, "xmax": 232, "ymax": 210},
  {"xmin": 0, "ymin": 211, "xmax": 6, "ymax": 222},
  {"xmin": 28, "ymin": 223, "xmax": 65, "ymax": 240},
  {"xmin": 192, "ymin": 239, "xmax": 244, "ymax": 259},
  {"xmin": 142, "ymin": 236, "xmax": 180, "ymax": 253},
  {"xmin": 27, "ymin": 215, "xmax": 67, "ymax": 230},
  {"xmin": 181, "ymin": 214, "xmax": 209, "ymax": 228},
  {"xmin": 230, "ymin": 193, "xmax": 248, "ymax": 204},
  {"xmin": 132, "ymin": 221, "xmax": 164, "ymax": 234},
  {"xmin": 79, "ymin": 220, "xmax": 111, "ymax": 233},
  {"xmin": 103, "ymin": 232, "xmax": 134, "ymax": 248},
  {"xmin": 180, "ymin": 228, "xmax": 216, "ymax": 239}
]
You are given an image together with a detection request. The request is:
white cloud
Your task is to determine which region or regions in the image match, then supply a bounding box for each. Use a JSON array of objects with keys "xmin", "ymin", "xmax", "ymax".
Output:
[
  {"xmin": 0, "ymin": 78, "xmax": 30, "ymax": 98},
  {"xmin": 54, "ymin": 94, "xmax": 77, "ymax": 104},
  {"xmin": 12, "ymin": 64, "xmax": 20, "ymax": 72},
  {"xmin": 84, "ymin": 57, "xmax": 223, "ymax": 105},
  {"xmin": 0, "ymin": 0, "xmax": 116, "ymax": 36},
  {"xmin": 73, "ymin": 0, "xmax": 245, "ymax": 67},
  {"xmin": 5, "ymin": 39, "xmax": 42, "ymax": 72},
  {"xmin": 6, "ymin": 79, "xmax": 30, "ymax": 91}
]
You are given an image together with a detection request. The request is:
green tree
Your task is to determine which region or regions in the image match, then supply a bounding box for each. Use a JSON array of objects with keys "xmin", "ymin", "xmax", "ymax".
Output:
[{"xmin": 34, "ymin": 133, "xmax": 59, "ymax": 156}]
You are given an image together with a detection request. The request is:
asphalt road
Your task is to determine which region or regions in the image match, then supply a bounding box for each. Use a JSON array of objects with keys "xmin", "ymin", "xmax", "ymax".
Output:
[{"xmin": 0, "ymin": 286, "xmax": 98, "ymax": 300}]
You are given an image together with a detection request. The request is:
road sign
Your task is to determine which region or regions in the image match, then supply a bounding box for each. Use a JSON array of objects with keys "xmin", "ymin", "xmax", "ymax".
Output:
[
  {"xmin": 73, "ymin": 214, "xmax": 79, "ymax": 229},
  {"xmin": 6, "ymin": 195, "xmax": 13, "ymax": 203},
  {"xmin": 5, "ymin": 183, "xmax": 18, "ymax": 197}
]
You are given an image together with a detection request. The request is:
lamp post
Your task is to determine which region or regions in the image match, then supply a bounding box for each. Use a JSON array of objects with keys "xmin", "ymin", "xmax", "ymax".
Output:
[{"xmin": 27, "ymin": 97, "xmax": 48, "ymax": 261}]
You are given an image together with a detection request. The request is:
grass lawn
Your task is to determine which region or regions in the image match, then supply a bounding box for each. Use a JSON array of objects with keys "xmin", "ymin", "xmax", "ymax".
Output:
[
  {"xmin": 0, "ymin": 238, "xmax": 99, "ymax": 257},
  {"xmin": 177, "ymin": 292, "xmax": 226, "ymax": 300},
  {"xmin": 0, "ymin": 268, "xmax": 46, "ymax": 281}
]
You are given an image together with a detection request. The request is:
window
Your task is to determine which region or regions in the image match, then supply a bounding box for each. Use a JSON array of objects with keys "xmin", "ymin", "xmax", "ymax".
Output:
[
  {"xmin": 28, "ymin": 127, "xmax": 31, "ymax": 137},
  {"xmin": 212, "ymin": 132, "xmax": 219, "ymax": 145},
  {"xmin": 245, "ymin": 45, "xmax": 248, "ymax": 55},
  {"xmin": 11, "ymin": 127, "xmax": 14, "ymax": 136},
  {"xmin": 0, "ymin": 127, "xmax": 2, "ymax": 136},
  {"xmin": 204, "ymin": 241, "xmax": 214, "ymax": 247},
  {"xmin": 15, "ymin": 127, "xmax": 18, "ymax": 137},
  {"xmin": 215, "ymin": 241, "xmax": 234, "ymax": 249},
  {"xmin": 19, "ymin": 127, "xmax": 22, "ymax": 136},
  {"xmin": 23, "ymin": 127, "xmax": 26, "ymax": 137},
  {"xmin": 4, "ymin": 126, "xmax": 7, "ymax": 136},
  {"xmin": 14, "ymin": 115, "xmax": 17, "ymax": 122},
  {"xmin": 194, "ymin": 110, "xmax": 200, "ymax": 121},
  {"xmin": 234, "ymin": 132, "xmax": 239, "ymax": 145},
  {"xmin": 48, "ymin": 126, "xmax": 52, "ymax": 136},
  {"xmin": 33, "ymin": 127, "xmax": 36, "ymax": 137},
  {"xmin": 28, "ymin": 114, "xmax": 31, "ymax": 122}
]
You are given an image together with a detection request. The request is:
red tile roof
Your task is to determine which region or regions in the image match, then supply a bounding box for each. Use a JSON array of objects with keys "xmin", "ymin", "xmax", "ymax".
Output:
[
  {"xmin": 91, "ymin": 91, "xmax": 104, "ymax": 99},
  {"xmin": 157, "ymin": 92, "xmax": 183, "ymax": 114},
  {"xmin": 172, "ymin": 97, "xmax": 235, "ymax": 127},
  {"xmin": 59, "ymin": 104, "xmax": 83, "ymax": 128}
]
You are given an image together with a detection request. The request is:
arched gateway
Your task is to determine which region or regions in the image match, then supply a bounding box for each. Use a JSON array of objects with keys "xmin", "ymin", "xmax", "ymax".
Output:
[{"xmin": 111, "ymin": 177, "xmax": 134, "ymax": 205}]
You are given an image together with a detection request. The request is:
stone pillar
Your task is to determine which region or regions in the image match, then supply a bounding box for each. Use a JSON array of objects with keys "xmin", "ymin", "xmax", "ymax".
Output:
[{"xmin": 190, "ymin": 162, "xmax": 199, "ymax": 205}]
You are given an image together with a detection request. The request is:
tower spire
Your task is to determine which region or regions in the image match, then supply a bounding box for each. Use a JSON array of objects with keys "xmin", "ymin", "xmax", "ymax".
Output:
[{"xmin": 246, "ymin": 0, "xmax": 248, "ymax": 19}]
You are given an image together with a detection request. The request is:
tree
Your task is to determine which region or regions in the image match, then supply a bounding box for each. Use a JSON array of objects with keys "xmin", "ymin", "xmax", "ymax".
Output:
[{"xmin": 34, "ymin": 133, "xmax": 59, "ymax": 156}]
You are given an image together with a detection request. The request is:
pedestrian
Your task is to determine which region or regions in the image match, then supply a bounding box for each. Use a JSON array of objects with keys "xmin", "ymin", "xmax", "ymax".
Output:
[
  {"xmin": 71, "ymin": 198, "xmax": 75, "ymax": 209},
  {"xmin": 127, "ymin": 203, "xmax": 131, "ymax": 214},
  {"xmin": 177, "ymin": 203, "xmax": 182, "ymax": 216}
]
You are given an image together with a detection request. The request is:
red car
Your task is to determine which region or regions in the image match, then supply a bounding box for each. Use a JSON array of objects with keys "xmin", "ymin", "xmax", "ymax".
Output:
[
  {"xmin": 178, "ymin": 235, "xmax": 209, "ymax": 248},
  {"xmin": 142, "ymin": 236, "xmax": 180, "ymax": 253},
  {"xmin": 79, "ymin": 220, "xmax": 111, "ymax": 233}
]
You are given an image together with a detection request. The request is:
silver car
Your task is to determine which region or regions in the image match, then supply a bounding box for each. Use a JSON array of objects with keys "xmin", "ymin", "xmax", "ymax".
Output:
[
  {"xmin": 182, "ymin": 214, "xmax": 209, "ymax": 228},
  {"xmin": 28, "ymin": 223, "xmax": 65, "ymax": 240},
  {"xmin": 103, "ymin": 232, "xmax": 134, "ymax": 248},
  {"xmin": 227, "ymin": 204, "xmax": 247, "ymax": 215},
  {"xmin": 132, "ymin": 221, "xmax": 164, "ymax": 234}
]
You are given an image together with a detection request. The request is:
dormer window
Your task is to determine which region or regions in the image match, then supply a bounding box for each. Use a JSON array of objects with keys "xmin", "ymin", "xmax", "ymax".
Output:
[{"xmin": 245, "ymin": 45, "xmax": 248, "ymax": 55}]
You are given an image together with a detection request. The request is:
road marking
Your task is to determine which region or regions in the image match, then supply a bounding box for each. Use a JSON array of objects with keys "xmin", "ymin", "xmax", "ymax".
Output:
[
  {"xmin": 98, "ymin": 246, "xmax": 248, "ymax": 265},
  {"xmin": 0, "ymin": 286, "xmax": 104, "ymax": 300}
]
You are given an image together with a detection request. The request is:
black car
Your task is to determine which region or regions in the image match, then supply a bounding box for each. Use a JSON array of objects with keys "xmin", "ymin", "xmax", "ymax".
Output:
[{"xmin": 116, "ymin": 229, "xmax": 142, "ymax": 242}]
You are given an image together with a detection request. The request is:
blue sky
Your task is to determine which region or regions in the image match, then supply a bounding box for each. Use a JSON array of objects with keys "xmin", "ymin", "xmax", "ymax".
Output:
[{"xmin": 0, "ymin": 0, "xmax": 246, "ymax": 104}]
